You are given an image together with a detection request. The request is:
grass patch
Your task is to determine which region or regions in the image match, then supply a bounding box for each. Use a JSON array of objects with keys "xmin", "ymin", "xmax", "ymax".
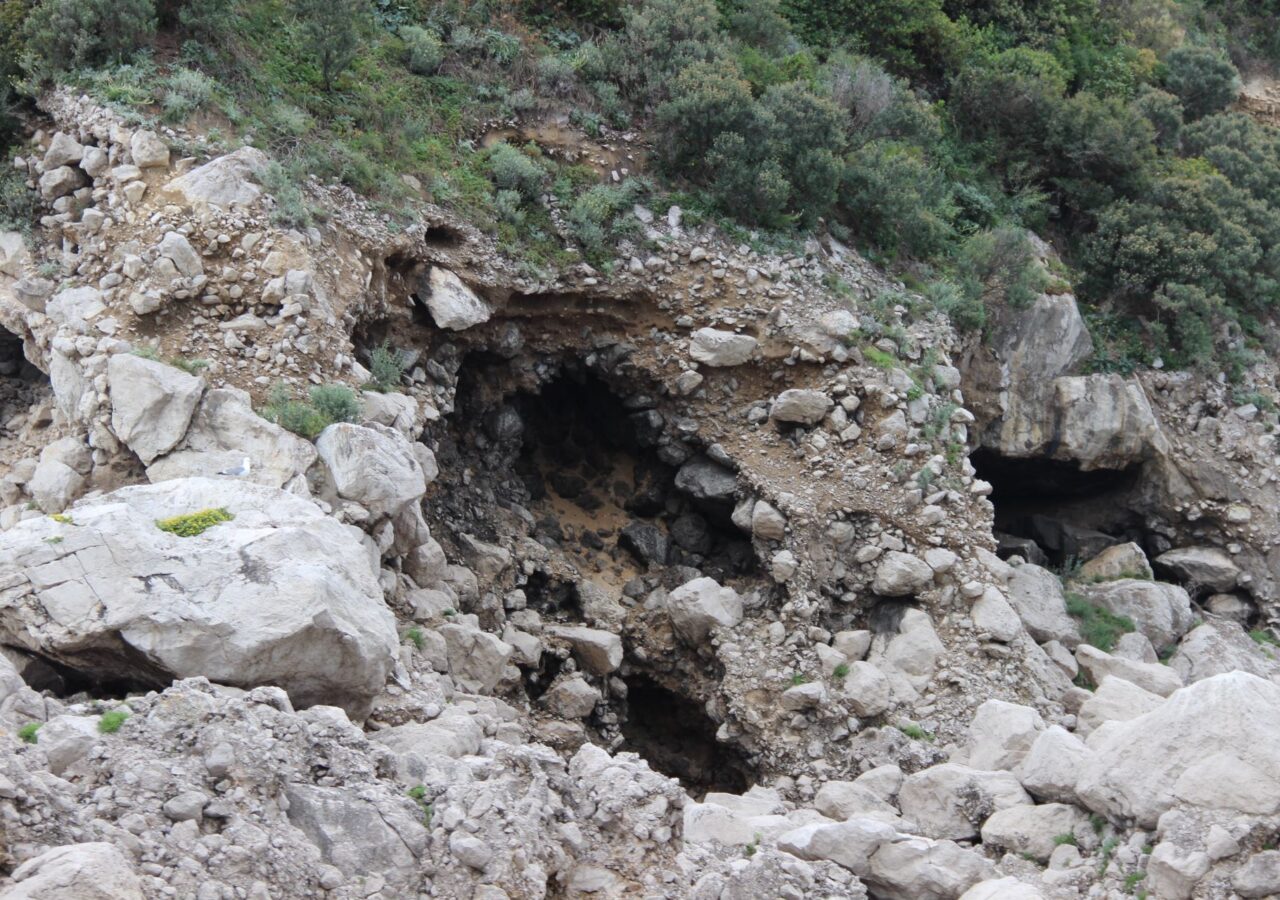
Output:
[
  {"xmin": 832, "ymin": 662, "xmax": 850, "ymax": 679},
  {"xmin": 896, "ymin": 722, "xmax": 934, "ymax": 742},
  {"xmin": 1250, "ymin": 629, "xmax": 1279, "ymax": 647},
  {"xmin": 403, "ymin": 626, "xmax": 425, "ymax": 650},
  {"xmin": 1065, "ymin": 592, "xmax": 1135, "ymax": 652},
  {"xmin": 1124, "ymin": 872, "xmax": 1147, "ymax": 895},
  {"xmin": 17, "ymin": 722, "xmax": 40, "ymax": 744},
  {"xmin": 1053, "ymin": 832, "xmax": 1078, "ymax": 846},
  {"xmin": 788, "ymin": 673, "xmax": 811, "ymax": 686},
  {"xmin": 408, "ymin": 784, "xmax": 433, "ymax": 827},
  {"xmin": 862, "ymin": 346, "xmax": 898, "ymax": 370},
  {"xmin": 156, "ymin": 508, "xmax": 235, "ymax": 537},
  {"xmin": 97, "ymin": 710, "xmax": 129, "ymax": 734}
]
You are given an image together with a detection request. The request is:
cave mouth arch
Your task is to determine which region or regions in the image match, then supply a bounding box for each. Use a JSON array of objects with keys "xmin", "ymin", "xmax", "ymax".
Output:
[
  {"xmin": 619, "ymin": 674, "xmax": 754, "ymax": 798},
  {"xmin": 971, "ymin": 449, "xmax": 1152, "ymax": 567}
]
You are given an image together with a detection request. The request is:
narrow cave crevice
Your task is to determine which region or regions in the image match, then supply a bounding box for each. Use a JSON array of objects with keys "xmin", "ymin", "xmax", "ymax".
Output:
[
  {"xmin": 619, "ymin": 674, "xmax": 754, "ymax": 798},
  {"xmin": 4, "ymin": 645, "xmax": 170, "ymax": 700},
  {"xmin": 971, "ymin": 449, "xmax": 1151, "ymax": 567}
]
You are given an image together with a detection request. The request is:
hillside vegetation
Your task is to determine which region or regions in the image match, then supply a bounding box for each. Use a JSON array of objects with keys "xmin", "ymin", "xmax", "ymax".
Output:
[{"xmin": 1, "ymin": 0, "xmax": 1278, "ymax": 372}]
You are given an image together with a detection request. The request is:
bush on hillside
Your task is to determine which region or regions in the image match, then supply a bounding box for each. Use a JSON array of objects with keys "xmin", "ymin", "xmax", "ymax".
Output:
[
  {"xmin": 21, "ymin": 0, "xmax": 156, "ymax": 74},
  {"xmin": 1161, "ymin": 46, "xmax": 1241, "ymax": 120},
  {"xmin": 401, "ymin": 24, "xmax": 444, "ymax": 75},
  {"xmin": 294, "ymin": 0, "xmax": 366, "ymax": 90},
  {"xmin": 486, "ymin": 143, "xmax": 546, "ymax": 200}
]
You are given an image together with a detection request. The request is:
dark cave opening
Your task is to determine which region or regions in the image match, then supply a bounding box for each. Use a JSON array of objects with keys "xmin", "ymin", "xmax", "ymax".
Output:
[
  {"xmin": 4, "ymin": 646, "xmax": 169, "ymax": 700},
  {"xmin": 971, "ymin": 449, "xmax": 1151, "ymax": 566},
  {"xmin": 620, "ymin": 674, "xmax": 753, "ymax": 797},
  {"xmin": 432, "ymin": 354, "xmax": 756, "ymax": 583}
]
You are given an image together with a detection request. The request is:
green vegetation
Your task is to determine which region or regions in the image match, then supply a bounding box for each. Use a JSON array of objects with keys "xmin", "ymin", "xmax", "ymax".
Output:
[
  {"xmin": 1098, "ymin": 835, "xmax": 1121, "ymax": 875},
  {"xmin": 404, "ymin": 626, "xmax": 425, "ymax": 650},
  {"xmin": 407, "ymin": 783, "xmax": 433, "ymax": 826},
  {"xmin": 365, "ymin": 342, "xmax": 407, "ymax": 393},
  {"xmin": 49, "ymin": 513, "xmax": 73, "ymax": 524},
  {"xmin": 1124, "ymin": 872, "xmax": 1147, "ymax": 895},
  {"xmin": 17, "ymin": 722, "xmax": 40, "ymax": 744},
  {"xmin": 788, "ymin": 673, "xmax": 811, "ymax": 686},
  {"xmin": 1250, "ymin": 629, "xmax": 1280, "ymax": 647},
  {"xmin": 896, "ymin": 722, "xmax": 934, "ymax": 742},
  {"xmin": 155, "ymin": 507, "xmax": 235, "ymax": 537},
  {"xmin": 0, "ymin": 0, "xmax": 1277, "ymax": 369},
  {"xmin": 832, "ymin": 662, "xmax": 850, "ymax": 679},
  {"xmin": 1065, "ymin": 592, "xmax": 1135, "ymax": 652},
  {"xmin": 259, "ymin": 382, "xmax": 360, "ymax": 438},
  {"xmin": 97, "ymin": 709, "xmax": 130, "ymax": 733},
  {"xmin": 1053, "ymin": 832, "xmax": 1078, "ymax": 847}
]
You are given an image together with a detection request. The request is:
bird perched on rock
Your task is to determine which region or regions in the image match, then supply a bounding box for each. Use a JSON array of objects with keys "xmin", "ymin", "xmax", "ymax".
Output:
[{"xmin": 218, "ymin": 456, "xmax": 252, "ymax": 477}]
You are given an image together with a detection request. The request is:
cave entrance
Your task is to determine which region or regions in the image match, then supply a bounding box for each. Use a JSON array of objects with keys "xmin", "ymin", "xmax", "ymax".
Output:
[
  {"xmin": 429, "ymin": 353, "xmax": 757, "ymax": 595},
  {"xmin": 620, "ymin": 674, "xmax": 754, "ymax": 797},
  {"xmin": 971, "ymin": 449, "xmax": 1149, "ymax": 567}
]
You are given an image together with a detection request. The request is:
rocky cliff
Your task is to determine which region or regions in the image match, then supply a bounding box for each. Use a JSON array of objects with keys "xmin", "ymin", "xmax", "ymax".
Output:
[{"xmin": 0, "ymin": 91, "xmax": 1276, "ymax": 899}]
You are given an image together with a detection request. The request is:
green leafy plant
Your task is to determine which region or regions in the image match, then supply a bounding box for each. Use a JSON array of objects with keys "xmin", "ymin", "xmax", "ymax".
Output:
[
  {"xmin": 97, "ymin": 709, "xmax": 129, "ymax": 734},
  {"xmin": 308, "ymin": 384, "xmax": 360, "ymax": 424},
  {"xmin": 1053, "ymin": 832, "xmax": 1078, "ymax": 847},
  {"xmin": 17, "ymin": 722, "xmax": 40, "ymax": 744},
  {"xmin": 404, "ymin": 626, "xmax": 425, "ymax": 650},
  {"xmin": 294, "ymin": 0, "xmax": 367, "ymax": 90},
  {"xmin": 1065, "ymin": 593, "xmax": 1135, "ymax": 652},
  {"xmin": 408, "ymin": 784, "xmax": 433, "ymax": 826},
  {"xmin": 366, "ymin": 343, "xmax": 407, "ymax": 393},
  {"xmin": 896, "ymin": 722, "xmax": 934, "ymax": 742},
  {"xmin": 832, "ymin": 662, "xmax": 850, "ymax": 679},
  {"xmin": 155, "ymin": 508, "xmax": 234, "ymax": 537}
]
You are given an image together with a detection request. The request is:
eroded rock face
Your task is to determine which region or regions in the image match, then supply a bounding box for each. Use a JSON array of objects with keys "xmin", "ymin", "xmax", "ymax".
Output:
[
  {"xmin": 163, "ymin": 147, "xmax": 269, "ymax": 213},
  {"xmin": 107, "ymin": 354, "xmax": 205, "ymax": 465},
  {"xmin": 316, "ymin": 422, "xmax": 427, "ymax": 519},
  {"xmin": 421, "ymin": 267, "xmax": 491, "ymax": 330},
  {"xmin": 0, "ymin": 478, "xmax": 397, "ymax": 717},
  {"xmin": 1076, "ymin": 672, "xmax": 1280, "ymax": 826}
]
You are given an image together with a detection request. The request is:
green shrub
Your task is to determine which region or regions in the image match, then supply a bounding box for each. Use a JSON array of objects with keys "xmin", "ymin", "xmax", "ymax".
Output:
[
  {"xmin": 839, "ymin": 141, "xmax": 955, "ymax": 259},
  {"xmin": 17, "ymin": 722, "xmax": 39, "ymax": 744},
  {"xmin": 612, "ymin": 0, "xmax": 725, "ymax": 102},
  {"xmin": 22, "ymin": 0, "xmax": 156, "ymax": 74},
  {"xmin": 97, "ymin": 709, "xmax": 129, "ymax": 733},
  {"xmin": 655, "ymin": 59, "xmax": 756, "ymax": 178},
  {"xmin": 366, "ymin": 342, "xmax": 407, "ymax": 393},
  {"xmin": 308, "ymin": 383, "xmax": 360, "ymax": 423},
  {"xmin": 260, "ymin": 383, "xmax": 332, "ymax": 438},
  {"xmin": 832, "ymin": 662, "xmax": 850, "ymax": 678},
  {"xmin": 567, "ymin": 179, "xmax": 645, "ymax": 255},
  {"xmin": 401, "ymin": 24, "xmax": 444, "ymax": 75},
  {"xmin": 486, "ymin": 143, "xmax": 545, "ymax": 200},
  {"xmin": 1162, "ymin": 46, "xmax": 1240, "ymax": 121},
  {"xmin": 161, "ymin": 67, "xmax": 217, "ymax": 123},
  {"xmin": 1065, "ymin": 592, "xmax": 1135, "ymax": 652},
  {"xmin": 404, "ymin": 626, "xmax": 425, "ymax": 649},
  {"xmin": 0, "ymin": 164, "xmax": 36, "ymax": 235},
  {"xmin": 156, "ymin": 507, "xmax": 234, "ymax": 537},
  {"xmin": 896, "ymin": 722, "xmax": 933, "ymax": 741},
  {"xmin": 261, "ymin": 161, "xmax": 313, "ymax": 229},
  {"xmin": 176, "ymin": 0, "xmax": 234, "ymax": 42},
  {"xmin": 294, "ymin": 0, "xmax": 366, "ymax": 90}
]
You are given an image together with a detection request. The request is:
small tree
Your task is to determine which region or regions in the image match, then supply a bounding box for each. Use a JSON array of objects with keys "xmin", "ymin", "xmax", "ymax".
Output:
[
  {"xmin": 294, "ymin": 0, "xmax": 366, "ymax": 91},
  {"xmin": 1162, "ymin": 46, "xmax": 1240, "ymax": 121}
]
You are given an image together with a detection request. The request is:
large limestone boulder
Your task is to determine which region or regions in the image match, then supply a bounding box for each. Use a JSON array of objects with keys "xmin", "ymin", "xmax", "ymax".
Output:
[
  {"xmin": 868, "ymin": 605, "xmax": 945, "ymax": 698},
  {"xmin": 1169, "ymin": 620, "xmax": 1280, "ymax": 684},
  {"xmin": 1005, "ymin": 563, "xmax": 1080, "ymax": 645},
  {"xmin": 979, "ymin": 802, "xmax": 1092, "ymax": 861},
  {"xmin": 147, "ymin": 387, "xmax": 317, "ymax": 492},
  {"xmin": 420, "ymin": 267, "xmax": 490, "ymax": 330},
  {"xmin": 163, "ymin": 146, "xmax": 268, "ymax": 213},
  {"xmin": 0, "ymin": 478, "xmax": 397, "ymax": 718},
  {"xmin": 770, "ymin": 389, "xmax": 832, "ymax": 426},
  {"xmin": 4, "ymin": 842, "xmax": 144, "ymax": 900},
  {"xmin": 1155, "ymin": 546, "xmax": 1240, "ymax": 594},
  {"xmin": 665, "ymin": 577, "xmax": 744, "ymax": 644},
  {"xmin": 689, "ymin": 328, "xmax": 757, "ymax": 367},
  {"xmin": 897, "ymin": 764, "xmax": 1030, "ymax": 840},
  {"xmin": 866, "ymin": 835, "xmax": 996, "ymax": 900},
  {"xmin": 963, "ymin": 699, "xmax": 1045, "ymax": 771},
  {"xmin": 1077, "ymin": 675, "xmax": 1164, "ymax": 734},
  {"xmin": 1076, "ymin": 645, "xmax": 1183, "ymax": 697},
  {"xmin": 1079, "ymin": 542, "xmax": 1152, "ymax": 581},
  {"xmin": 130, "ymin": 130, "xmax": 170, "ymax": 168},
  {"xmin": 872, "ymin": 551, "xmax": 934, "ymax": 596},
  {"xmin": 1016, "ymin": 725, "xmax": 1092, "ymax": 804},
  {"xmin": 1080, "ymin": 579, "xmax": 1194, "ymax": 650},
  {"xmin": 776, "ymin": 817, "xmax": 897, "ymax": 875},
  {"xmin": 1076, "ymin": 672, "xmax": 1280, "ymax": 826},
  {"xmin": 438, "ymin": 623, "xmax": 513, "ymax": 693},
  {"xmin": 316, "ymin": 422, "xmax": 427, "ymax": 518},
  {"xmin": 108, "ymin": 354, "xmax": 204, "ymax": 465}
]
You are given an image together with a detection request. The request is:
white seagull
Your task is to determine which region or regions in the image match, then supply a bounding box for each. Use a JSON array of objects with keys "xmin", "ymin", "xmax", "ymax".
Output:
[{"xmin": 218, "ymin": 456, "xmax": 252, "ymax": 477}]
